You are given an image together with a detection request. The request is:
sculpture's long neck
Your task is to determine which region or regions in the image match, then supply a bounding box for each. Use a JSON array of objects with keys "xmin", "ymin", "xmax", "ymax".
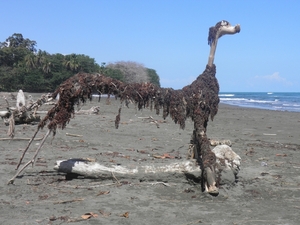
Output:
[{"xmin": 208, "ymin": 39, "xmax": 218, "ymax": 67}]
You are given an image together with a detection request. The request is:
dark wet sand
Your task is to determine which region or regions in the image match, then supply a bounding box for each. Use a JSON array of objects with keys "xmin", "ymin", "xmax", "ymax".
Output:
[{"xmin": 0, "ymin": 93, "xmax": 300, "ymax": 225}]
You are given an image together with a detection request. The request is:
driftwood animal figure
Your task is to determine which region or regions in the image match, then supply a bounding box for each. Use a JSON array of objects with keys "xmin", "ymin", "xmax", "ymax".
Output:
[
  {"xmin": 1, "ymin": 91, "xmax": 54, "ymax": 137},
  {"xmin": 8, "ymin": 20, "xmax": 240, "ymax": 196}
]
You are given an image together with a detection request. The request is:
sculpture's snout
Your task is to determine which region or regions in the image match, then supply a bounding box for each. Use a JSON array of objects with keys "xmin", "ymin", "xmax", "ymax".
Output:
[{"xmin": 235, "ymin": 24, "xmax": 241, "ymax": 33}]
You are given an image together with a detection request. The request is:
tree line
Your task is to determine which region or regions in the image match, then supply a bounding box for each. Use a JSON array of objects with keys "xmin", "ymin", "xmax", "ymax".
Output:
[{"xmin": 0, "ymin": 33, "xmax": 160, "ymax": 92}]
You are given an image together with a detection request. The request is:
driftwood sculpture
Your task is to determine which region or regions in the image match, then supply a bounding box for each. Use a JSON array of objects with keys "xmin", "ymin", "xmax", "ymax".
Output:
[
  {"xmin": 0, "ymin": 90, "xmax": 54, "ymax": 137},
  {"xmin": 8, "ymin": 20, "xmax": 240, "ymax": 196}
]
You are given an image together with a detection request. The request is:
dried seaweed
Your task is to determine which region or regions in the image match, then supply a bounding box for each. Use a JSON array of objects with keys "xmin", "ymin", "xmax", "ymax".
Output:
[{"xmin": 37, "ymin": 64, "xmax": 219, "ymax": 179}]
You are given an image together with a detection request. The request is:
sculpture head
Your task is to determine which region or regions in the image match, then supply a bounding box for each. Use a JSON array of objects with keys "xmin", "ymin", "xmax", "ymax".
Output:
[
  {"xmin": 207, "ymin": 20, "xmax": 241, "ymax": 67},
  {"xmin": 208, "ymin": 20, "xmax": 241, "ymax": 46}
]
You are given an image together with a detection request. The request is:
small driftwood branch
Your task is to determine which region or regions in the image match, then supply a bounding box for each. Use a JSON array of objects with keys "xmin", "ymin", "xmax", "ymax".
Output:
[
  {"xmin": 138, "ymin": 116, "xmax": 160, "ymax": 128},
  {"xmin": 15, "ymin": 128, "xmax": 41, "ymax": 170},
  {"xmin": 8, "ymin": 129, "xmax": 51, "ymax": 184},
  {"xmin": 0, "ymin": 137, "xmax": 44, "ymax": 141},
  {"xmin": 54, "ymin": 198, "xmax": 84, "ymax": 204},
  {"xmin": 66, "ymin": 133, "xmax": 83, "ymax": 137}
]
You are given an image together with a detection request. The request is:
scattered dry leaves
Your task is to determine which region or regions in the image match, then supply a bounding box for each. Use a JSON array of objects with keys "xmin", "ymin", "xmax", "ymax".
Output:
[
  {"xmin": 96, "ymin": 190, "xmax": 110, "ymax": 196},
  {"xmin": 120, "ymin": 212, "xmax": 129, "ymax": 218},
  {"xmin": 153, "ymin": 153, "xmax": 175, "ymax": 159},
  {"xmin": 81, "ymin": 212, "xmax": 98, "ymax": 220}
]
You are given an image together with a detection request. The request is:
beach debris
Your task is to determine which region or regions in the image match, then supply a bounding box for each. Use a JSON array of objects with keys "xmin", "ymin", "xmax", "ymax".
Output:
[
  {"xmin": 1, "ymin": 90, "xmax": 55, "ymax": 133},
  {"xmin": 53, "ymin": 146, "xmax": 241, "ymax": 185},
  {"xmin": 151, "ymin": 182, "xmax": 171, "ymax": 187},
  {"xmin": 66, "ymin": 133, "xmax": 83, "ymax": 137},
  {"xmin": 49, "ymin": 215, "xmax": 71, "ymax": 222},
  {"xmin": 54, "ymin": 198, "xmax": 84, "ymax": 204},
  {"xmin": 16, "ymin": 90, "xmax": 25, "ymax": 110},
  {"xmin": 212, "ymin": 145, "xmax": 241, "ymax": 172},
  {"xmin": 276, "ymin": 153, "xmax": 287, "ymax": 157},
  {"xmin": 120, "ymin": 212, "xmax": 129, "ymax": 218},
  {"xmin": 261, "ymin": 162, "xmax": 268, "ymax": 167},
  {"xmin": 0, "ymin": 136, "xmax": 44, "ymax": 141},
  {"xmin": 81, "ymin": 212, "xmax": 98, "ymax": 220},
  {"xmin": 212, "ymin": 145, "xmax": 241, "ymax": 186},
  {"xmin": 96, "ymin": 190, "xmax": 110, "ymax": 196},
  {"xmin": 112, "ymin": 171, "xmax": 121, "ymax": 185},
  {"xmin": 76, "ymin": 106, "xmax": 100, "ymax": 115},
  {"xmin": 153, "ymin": 153, "xmax": 175, "ymax": 159},
  {"xmin": 210, "ymin": 139, "xmax": 232, "ymax": 146},
  {"xmin": 54, "ymin": 158, "xmax": 199, "ymax": 175},
  {"xmin": 138, "ymin": 116, "xmax": 160, "ymax": 128},
  {"xmin": 8, "ymin": 21, "xmax": 241, "ymax": 197}
]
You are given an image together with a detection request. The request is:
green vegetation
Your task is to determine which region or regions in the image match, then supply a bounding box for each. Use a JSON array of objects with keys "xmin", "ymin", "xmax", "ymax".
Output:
[{"xmin": 0, "ymin": 33, "xmax": 160, "ymax": 92}]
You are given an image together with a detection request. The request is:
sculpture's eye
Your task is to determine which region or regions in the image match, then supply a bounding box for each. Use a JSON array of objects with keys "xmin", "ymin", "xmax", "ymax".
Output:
[{"xmin": 221, "ymin": 20, "xmax": 228, "ymax": 26}]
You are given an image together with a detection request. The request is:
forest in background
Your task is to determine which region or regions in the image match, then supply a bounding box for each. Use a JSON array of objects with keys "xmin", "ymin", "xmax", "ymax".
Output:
[{"xmin": 0, "ymin": 33, "xmax": 160, "ymax": 92}]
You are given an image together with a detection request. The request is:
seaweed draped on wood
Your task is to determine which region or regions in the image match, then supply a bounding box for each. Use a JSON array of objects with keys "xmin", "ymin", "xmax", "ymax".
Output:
[
  {"xmin": 39, "ymin": 64, "xmax": 219, "ymax": 133},
  {"xmin": 37, "ymin": 64, "xmax": 219, "ymax": 194}
]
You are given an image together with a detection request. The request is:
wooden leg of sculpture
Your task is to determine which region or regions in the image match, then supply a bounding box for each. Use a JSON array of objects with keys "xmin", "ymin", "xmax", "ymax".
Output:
[
  {"xmin": 115, "ymin": 100, "xmax": 123, "ymax": 129},
  {"xmin": 7, "ymin": 129, "xmax": 51, "ymax": 184},
  {"xmin": 15, "ymin": 127, "xmax": 40, "ymax": 170},
  {"xmin": 193, "ymin": 104, "xmax": 218, "ymax": 196}
]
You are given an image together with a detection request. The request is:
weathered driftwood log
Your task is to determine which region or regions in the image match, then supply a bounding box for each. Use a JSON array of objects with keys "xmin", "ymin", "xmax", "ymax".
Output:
[
  {"xmin": 54, "ymin": 159, "xmax": 201, "ymax": 181},
  {"xmin": 54, "ymin": 145, "xmax": 241, "ymax": 191}
]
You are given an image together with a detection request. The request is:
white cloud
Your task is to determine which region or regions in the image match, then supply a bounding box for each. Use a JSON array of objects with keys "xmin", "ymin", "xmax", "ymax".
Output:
[{"xmin": 253, "ymin": 72, "xmax": 293, "ymax": 86}]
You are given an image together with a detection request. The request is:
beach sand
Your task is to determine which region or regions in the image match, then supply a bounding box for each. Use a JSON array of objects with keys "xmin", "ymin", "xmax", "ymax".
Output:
[{"xmin": 0, "ymin": 93, "xmax": 300, "ymax": 225}]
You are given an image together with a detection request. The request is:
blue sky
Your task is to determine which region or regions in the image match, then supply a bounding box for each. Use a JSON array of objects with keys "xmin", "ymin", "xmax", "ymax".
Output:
[{"xmin": 1, "ymin": 1, "xmax": 300, "ymax": 92}]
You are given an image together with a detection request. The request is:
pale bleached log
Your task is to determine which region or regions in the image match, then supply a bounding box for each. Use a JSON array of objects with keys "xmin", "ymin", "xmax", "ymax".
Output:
[
  {"xmin": 0, "ymin": 111, "xmax": 10, "ymax": 118},
  {"xmin": 54, "ymin": 159, "xmax": 201, "ymax": 181},
  {"xmin": 53, "ymin": 145, "xmax": 241, "ymax": 185}
]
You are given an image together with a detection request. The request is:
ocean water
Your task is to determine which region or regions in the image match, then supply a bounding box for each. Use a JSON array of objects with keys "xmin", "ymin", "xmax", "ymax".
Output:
[{"xmin": 219, "ymin": 92, "xmax": 300, "ymax": 112}]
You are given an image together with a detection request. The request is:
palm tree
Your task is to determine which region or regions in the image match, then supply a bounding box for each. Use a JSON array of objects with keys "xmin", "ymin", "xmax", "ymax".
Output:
[
  {"xmin": 42, "ymin": 59, "xmax": 52, "ymax": 74},
  {"xmin": 63, "ymin": 54, "xmax": 79, "ymax": 72},
  {"xmin": 35, "ymin": 50, "xmax": 44, "ymax": 66},
  {"xmin": 24, "ymin": 53, "xmax": 36, "ymax": 69},
  {"xmin": 35, "ymin": 50, "xmax": 49, "ymax": 66}
]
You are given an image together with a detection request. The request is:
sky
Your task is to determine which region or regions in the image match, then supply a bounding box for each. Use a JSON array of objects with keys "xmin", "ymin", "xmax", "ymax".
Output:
[{"xmin": 1, "ymin": 0, "xmax": 300, "ymax": 92}]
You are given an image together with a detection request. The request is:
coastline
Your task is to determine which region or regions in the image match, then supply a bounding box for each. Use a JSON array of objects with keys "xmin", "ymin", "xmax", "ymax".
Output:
[
  {"xmin": 0, "ymin": 94, "xmax": 300, "ymax": 224},
  {"xmin": 219, "ymin": 92, "xmax": 300, "ymax": 112}
]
